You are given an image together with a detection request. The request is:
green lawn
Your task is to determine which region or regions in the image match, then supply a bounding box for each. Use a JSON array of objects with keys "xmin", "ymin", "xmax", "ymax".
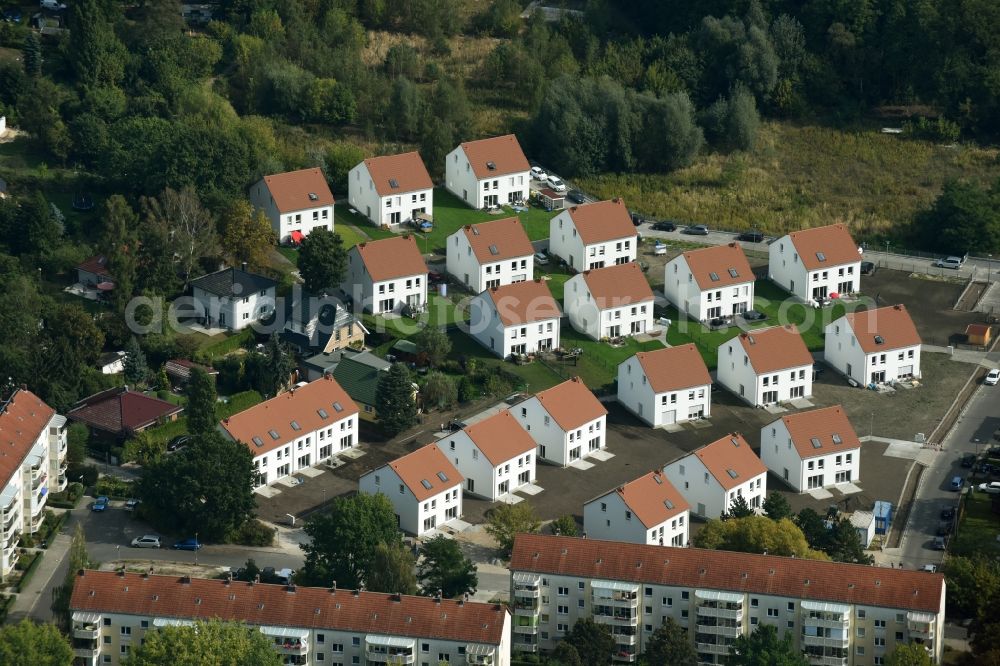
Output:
[
  {"xmin": 558, "ymin": 327, "xmax": 665, "ymax": 389},
  {"xmin": 534, "ymin": 264, "xmax": 572, "ymax": 301},
  {"xmin": 144, "ymin": 390, "xmax": 264, "ymax": 445},
  {"xmin": 952, "ymin": 491, "xmax": 1000, "ymax": 557},
  {"xmin": 446, "ymin": 328, "xmax": 566, "ymax": 392},
  {"xmin": 277, "ymin": 246, "xmax": 299, "ymax": 266},
  {"xmin": 363, "ymin": 294, "xmax": 465, "ymax": 338}
]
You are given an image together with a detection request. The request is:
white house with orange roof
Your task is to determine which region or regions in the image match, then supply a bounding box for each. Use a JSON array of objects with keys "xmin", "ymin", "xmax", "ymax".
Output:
[
  {"xmin": 662, "ymin": 433, "xmax": 767, "ymax": 518},
  {"xmin": 768, "ymin": 223, "xmax": 863, "ymax": 304},
  {"xmin": 511, "ymin": 377, "xmax": 608, "ymax": 467},
  {"xmin": 342, "ymin": 236, "xmax": 428, "ymax": 314},
  {"xmin": 359, "ymin": 444, "xmax": 463, "ymax": 536},
  {"xmin": 716, "ymin": 325, "xmax": 814, "ymax": 407},
  {"xmin": 548, "ymin": 199, "xmax": 637, "ymax": 271},
  {"xmin": 563, "ymin": 262, "xmax": 654, "ymax": 340},
  {"xmin": 761, "ymin": 405, "xmax": 861, "ymax": 492},
  {"xmin": 348, "ymin": 152, "xmax": 434, "ymax": 227},
  {"xmin": 663, "ymin": 243, "xmax": 755, "ymax": 322},
  {"xmin": 219, "ymin": 376, "xmax": 359, "ymax": 488},
  {"xmin": 616, "ymin": 344, "xmax": 712, "ymax": 427},
  {"xmin": 824, "ymin": 304, "xmax": 922, "ymax": 386},
  {"xmin": 440, "ymin": 410, "xmax": 536, "ymax": 501},
  {"xmin": 249, "ymin": 167, "xmax": 334, "ymax": 244},
  {"xmin": 583, "ymin": 468, "xmax": 690, "ymax": 547},
  {"xmin": 445, "ymin": 134, "xmax": 530, "ymax": 209},
  {"xmin": 468, "ymin": 279, "xmax": 561, "ymax": 359},
  {"xmin": 446, "ymin": 217, "xmax": 534, "ymax": 293}
]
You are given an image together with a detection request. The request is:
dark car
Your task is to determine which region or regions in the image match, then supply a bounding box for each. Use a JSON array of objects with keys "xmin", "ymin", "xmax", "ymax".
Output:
[
  {"xmin": 741, "ymin": 310, "xmax": 766, "ymax": 322},
  {"xmin": 567, "ymin": 190, "xmax": 586, "ymax": 204},
  {"xmin": 737, "ymin": 230, "xmax": 764, "ymax": 243},
  {"xmin": 172, "ymin": 538, "xmax": 203, "ymax": 551},
  {"xmin": 651, "ymin": 221, "xmax": 677, "ymax": 232},
  {"xmin": 684, "ymin": 224, "xmax": 709, "ymax": 236},
  {"xmin": 961, "ymin": 454, "xmax": 976, "ymax": 468},
  {"xmin": 167, "ymin": 435, "xmax": 190, "ymax": 452},
  {"xmin": 940, "ymin": 506, "xmax": 955, "ymax": 521},
  {"xmin": 933, "ymin": 536, "xmax": 948, "ymax": 550},
  {"xmin": 630, "ymin": 212, "xmax": 644, "ymax": 227},
  {"xmin": 860, "ymin": 261, "xmax": 877, "ymax": 275}
]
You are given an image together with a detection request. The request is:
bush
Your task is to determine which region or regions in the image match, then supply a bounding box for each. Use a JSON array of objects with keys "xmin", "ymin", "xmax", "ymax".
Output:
[
  {"xmin": 15, "ymin": 552, "xmax": 43, "ymax": 592},
  {"xmin": 67, "ymin": 464, "xmax": 98, "ymax": 487},
  {"xmin": 95, "ymin": 475, "xmax": 133, "ymax": 500},
  {"xmin": 48, "ymin": 481, "xmax": 84, "ymax": 508},
  {"xmin": 67, "ymin": 423, "xmax": 89, "ymax": 464},
  {"xmin": 226, "ymin": 519, "xmax": 276, "ymax": 547}
]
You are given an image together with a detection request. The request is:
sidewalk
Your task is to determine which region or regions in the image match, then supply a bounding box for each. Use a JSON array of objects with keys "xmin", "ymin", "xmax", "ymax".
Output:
[{"xmin": 6, "ymin": 529, "xmax": 73, "ymax": 623}]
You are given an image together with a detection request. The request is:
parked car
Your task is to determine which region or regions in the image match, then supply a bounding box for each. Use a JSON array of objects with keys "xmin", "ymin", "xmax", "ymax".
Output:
[
  {"xmin": 977, "ymin": 481, "xmax": 1000, "ymax": 494},
  {"xmin": 131, "ymin": 535, "xmax": 161, "ymax": 548},
  {"xmin": 3, "ymin": 6, "xmax": 23, "ymax": 22},
  {"xmin": 567, "ymin": 190, "xmax": 586, "ymax": 204},
  {"xmin": 630, "ymin": 212, "xmax": 644, "ymax": 226},
  {"xmin": 684, "ymin": 224, "xmax": 709, "ymax": 236},
  {"xmin": 961, "ymin": 454, "xmax": 977, "ymax": 468},
  {"xmin": 530, "ymin": 166, "xmax": 548, "ymax": 181},
  {"xmin": 741, "ymin": 310, "xmax": 766, "ymax": 322},
  {"xmin": 986, "ymin": 368, "xmax": 1000, "ymax": 386},
  {"xmin": 124, "ymin": 498, "xmax": 140, "ymax": 511},
  {"xmin": 933, "ymin": 536, "xmax": 947, "ymax": 550},
  {"xmin": 546, "ymin": 176, "xmax": 566, "ymax": 192},
  {"xmin": 172, "ymin": 538, "xmax": 203, "ymax": 551},
  {"xmin": 428, "ymin": 271, "xmax": 446, "ymax": 285},
  {"xmin": 167, "ymin": 435, "xmax": 190, "ymax": 452},
  {"xmin": 737, "ymin": 230, "xmax": 764, "ymax": 242},
  {"xmin": 950, "ymin": 476, "xmax": 964, "ymax": 490},
  {"xmin": 940, "ymin": 506, "xmax": 956, "ymax": 520},
  {"xmin": 921, "ymin": 564, "xmax": 938, "ymax": 573},
  {"xmin": 534, "ymin": 252, "xmax": 549, "ymax": 265},
  {"xmin": 40, "ymin": 0, "xmax": 66, "ymax": 9},
  {"xmin": 651, "ymin": 221, "xmax": 677, "ymax": 232},
  {"xmin": 91, "ymin": 496, "xmax": 109, "ymax": 512},
  {"xmin": 934, "ymin": 256, "xmax": 963, "ymax": 269},
  {"xmin": 812, "ymin": 363, "xmax": 825, "ymax": 376},
  {"xmin": 860, "ymin": 261, "xmax": 876, "ymax": 275}
]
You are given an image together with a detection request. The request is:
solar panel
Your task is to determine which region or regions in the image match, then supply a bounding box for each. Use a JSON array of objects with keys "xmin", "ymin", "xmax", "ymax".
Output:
[
  {"xmin": 832, "ymin": 434, "xmax": 842, "ymax": 444},
  {"xmin": 727, "ymin": 469, "xmax": 739, "ymax": 479},
  {"xmin": 268, "ymin": 430, "xmax": 280, "ymax": 440},
  {"xmin": 728, "ymin": 268, "xmax": 739, "ymax": 278},
  {"xmin": 333, "ymin": 402, "xmax": 343, "ymax": 412},
  {"xmin": 389, "ymin": 178, "xmax": 399, "ymax": 189},
  {"xmin": 420, "ymin": 479, "xmax": 432, "ymax": 490},
  {"xmin": 437, "ymin": 471, "xmax": 448, "ymax": 482},
  {"xmin": 290, "ymin": 420, "xmax": 301, "ymax": 431},
  {"xmin": 810, "ymin": 437, "xmax": 822, "ymax": 449},
  {"xmin": 816, "ymin": 251, "xmax": 826, "ymax": 262},
  {"xmin": 709, "ymin": 272, "xmax": 720, "ymax": 281},
  {"xmin": 489, "ymin": 244, "xmax": 499, "ymax": 255},
  {"xmin": 317, "ymin": 408, "xmax": 329, "ymax": 419},
  {"xmin": 252, "ymin": 437, "xmax": 264, "ymax": 447}
]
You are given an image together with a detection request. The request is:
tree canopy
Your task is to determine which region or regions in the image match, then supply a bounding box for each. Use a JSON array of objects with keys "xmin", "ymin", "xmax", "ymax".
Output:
[
  {"xmin": 417, "ymin": 535, "xmax": 478, "ymax": 598},
  {"xmin": 298, "ymin": 228, "xmax": 347, "ymax": 294},
  {"xmin": 645, "ymin": 617, "xmax": 697, "ymax": 666},
  {"xmin": 727, "ymin": 624, "xmax": 809, "ymax": 666},
  {"xmin": 693, "ymin": 515, "xmax": 828, "ymax": 560},
  {"xmin": 122, "ymin": 619, "xmax": 281, "ymax": 666},
  {"xmin": 485, "ymin": 502, "xmax": 541, "ymax": 557},
  {"xmin": 0, "ymin": 620, "xmax": 73, "ymax": 666},
  {"xmin": 375, "ymin": 363, "xmax": 417, "ymax": 436},
  {"xmin": 185, "ymin": 367, "xmax": 218, "ymax": 435}
]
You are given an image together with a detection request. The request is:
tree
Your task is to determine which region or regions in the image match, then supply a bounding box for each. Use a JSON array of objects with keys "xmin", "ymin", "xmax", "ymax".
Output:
[
  {"xmin": 943, "ymin": 555, "xmax": 1000, "ymax": 620},
  {"xmin": 221, "ymin": 200, "xmax": 275, "ymax": 270},
  {"xmin": 913, "ymin": 180, "xmax": 1000, "ymax": 256},
  {"xmin": 0, "ymin": 620, "xmax": 73, "ymax": 666},
  {"xmin": 727, "ymin": 624, "xmax": 809, "ymax": 666},
  {"xmin": 794, "ymin": 508, "xmax": 830, "ymax": 551},
  {"xmin": 366, "ymin": 542, "xmax": 418, "ymax": 595},
  {"xmin": 693, "ymin": 516, "xmax": 828, "ymax": 560},
  {"xmin": 298, "ymin": 227, "xmax": 347, "ymax": 294},
  {"xmin": 565, "ymin": 618, "xmax": 614, "ymax": 666},
  {"xmin": 122, "ymin": 432, "xmax": 166, "ymax": 466},
  {"xmin": 884, "ymin": 642, "xmax": 933, "ymax": 666},
  {"xmin": 375, "ymin": 363, "xmax": 417, "ymax": 436},
  {"xmin": 724, "ymin": 494, "xmax": 754, "ymax": 519},
  {"xmin": 550, "ymin": 515, "xmax": 578, "ymax": 537},
  {"xmin": 418, "ymin": 535, "xmax": 478, "ymax": 598},
  {"xmin": 22, "ymin": 32, "xmax": 42, "ymax": 77},
  {"xmin": 762, "ymin": 493, "xmax": 793, "ymax": 521},
  {"xmin": 300, "ymin": 493, "xmax": 402, "ymax": 589},
  {"xmin": 123, "ymin": 337, "xmax": 148, "ymax": 385},
  {"xmin": 51, "ymin": 524, "xmax": 94, "ymax": 630},
  {"xmin": 485, "ymin": 502, "xmax": 541, "ymax": 556},
  {"xmin": 826, "ymin": 518, "xmax": 874, "ymax": 564},
  {"xmin": 251, "ymin": 336, "xmax": 295, "ymax": 398},
  {"xmin": 550, "ymin": 642, "xmax": 583, "ymax": 666},
  {"xmin": 66, "ymin": 0, "xmax": 127, "ymax": 88},
  {"xmin": 421, "ymin": 372, "xmax": 457, "ymax": 410},
  {"xmin": 142, "ymin": 187, "xmax": 218, "ymax": 289},
  {"xmin": 185, "ymin": 367, "xmax": 218, "ymax": 435},
  {"xmin": 123, "ymin": 619, "xmax": 281, "ymax": 666},
  {"xmin": 101, "ymin": 195, "xmax": 140, "ymax": 311},
  {"xmin": 645, "ymin": 617, "xmax": 697, "ymax": 666},
  {"xmin": 414, "ymin": 325, "xmax": 451, "ymax": 367}
]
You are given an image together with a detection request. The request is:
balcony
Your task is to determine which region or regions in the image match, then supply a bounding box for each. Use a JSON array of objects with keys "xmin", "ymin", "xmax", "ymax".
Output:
[
  {"xmin": 695, "ymin": 623, "xmax": 741, "ymax": 638},
  {"xmin": 514, "ymin": 614, "xmax": 539, "ymax": 628},
  {"xmin": 696, "ymin": 642, "xmax": 732, "ymax": 655},
  {"xmin": 514, "ymin": 585, "xmax": 540, "ymax": 599},
  {"xmin": 512, "ymin": 641, "xmax": 538, "ymax": 653},
  {"xmin": 593, "ymin": 592, "xmax": 639, "ymax": 607},
  {"xmin": 806, "ymin": 656, "xmax": 848, "ymax": 666},
  {"xmin": 594, "ymin": 613, "xmax": 638, "ymax": 627},
  {"xmin": 697, "ymin": 605, "xmax": 744, "ymax": 620},
  {"xmin": 612, "ymin": 650, "xmax": 637, "ymax": 663},
  {"xmin": 513, "ymin": 600, "xmax": 539, "ymax": 613},
  {"xmin": 276, "ymin": 640, "xmax": 309, "ymax": 656},
  {"xmin": 611, "ymin": 632, "xmax": 637, "ymax": 646},
  {"xmin": 73, "ymin": 646, "xmax": 100, "ymax": 660},
  {"xmin": 465, "ymin": 644, "xmax": 496, "ymax": 665},
  {"xmin": 802, "ymin": 616, "xmax": 849, "ymax": 630},
  {"xmin": 31, "ymin": 472, "xmax": 46, "ymax": 490},
  {"xmin": 59, "ymin": 462, "xmax": 68, "ymax": 476},
  {"xmin": 73, "ymin": 625, "xmax": 101, "ymax": 640},
  {"xmin": 3, "ymin": 530, "xmax": 20, "ymax": 551},
  {"xmin": 801, "ymin": 635, "xmax": 850, "ymax": 649},
  {"xmin": 365, "ymin": 649, "xmax": 415, "ymax": 664}
]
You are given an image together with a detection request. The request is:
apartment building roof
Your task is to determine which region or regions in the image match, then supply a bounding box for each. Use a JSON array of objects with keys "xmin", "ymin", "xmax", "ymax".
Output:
[
  {"xmin": 387, "ymin": 444, "xmax": 462, "ymax": 502},
  {"xmin": 459, "ymin": 134, "xmax": 530, "ymax": 179},
  {"xmin": 681, "ymin": 243, "xmax": 755, "ymax": 290},
  {"xmin": 353, "ymin": 236, "xmax": 428, "ymax": 282},
  {"xmin": 0, "ymin": 389, "xmax": 55, "ymax": 485},
  {"xmin": 786, "ymin": 223, "xmax": 861, "ymax": 271},
  {"xmin": 69, "ymin": 570, "xmax": 507, "ymax": 645},
  {"xmin": 261, "ymin": 168, "xmax": 334, "ymax": 214},
  {"xmin": 484, "ymin": 279, "xmax": 561, "ymax": 326},
  {"xmin": 777, "ymin": 405, "xmax": 861, "ymax": 460},
  {"xmin": 459, "ymin": 217, "xmax": 534, "ymax": 264},
  {"xmin": 533, "ymin": 377, "xmax": 607, "ymax": 431},
  {"xmin": 580, "ymin": 262, "xmax": 654, "ymax": 308},
  {"xmin": 510, "ymin": 534, "xmax": 944, "ymax": 613},
  {"xmin": 633, "ymin": 344, "xmax": 712, "ymax": 393},
  {"xmin": 221, "ymin": 377, "xmax": 357, "ymax": 456},
  {"xmin": 842, "ymin": 305, "xmax": 922, "ymax": 353},
  {"xmin": 67, "ymin": 388, "xmax": 182, "ymax": 438},
  {"xmin": 363, "ymin": 152, "xmax": 433, "ymax": 197},
  {"xmin": 734, "ymin": 325, "xmax": 813, "ymax": 374},
  {"xmin": 190, "ymin": 266, "xmax": 277, "ymax": 298},
  {"xmin": 460, "ymin": 410, "xmax": 535, "ymax": 466},
  {"xmin": 589, "ymin": 469, "xmax": 689, "ymax": 529},
  {"xmin": 565, "ymin": 199, "xmax": 636, "ymax": 245},
  {"xmin": 690, "ymin": 433, "xmax": 766, "ymax": 491}
]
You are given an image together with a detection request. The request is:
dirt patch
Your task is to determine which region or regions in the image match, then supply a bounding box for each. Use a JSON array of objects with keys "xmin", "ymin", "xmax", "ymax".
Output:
[{"xmin": 954, "ymin": 281, "xmax": 987, "ymax": 312}]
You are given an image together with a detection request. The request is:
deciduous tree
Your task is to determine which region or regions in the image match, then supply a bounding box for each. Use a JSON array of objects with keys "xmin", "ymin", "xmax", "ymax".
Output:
[
  {"xmin": 565, "ymin": 618, "xmax": 614, "ymax": 666},
  {"xmin": 645, "ymin": 617, "xmax": 697, "ymax": 666},
  {"xmin": 221, "ymin": 200, "xmax": 275, "ymax": 271},
  {"xmin": 123, "ymin": 619, "xmax": 281, "ymax": 666},
  {"xmin": 418, "ymin": 535, "xmax": 478, "ymax": 598},
  {"xmin": 550, "ymin": 515, "xmax": 578, "ymax": 537},
  {"xmin": 0, "ymin": 620, "xmax": 73, "ymax": 666},
  {"xmin": 414, "ymin": 325, "xmax": 451, "ymax": 368},
  {"xmin": 884, "ymin": 642, "xmax": 933, "ymax": 666},
  {"xmin": 485, "ymin": 502, "xmax": 541, "ymax": 556},
  {"xmin": 51, "ymin": 524, "xmax": 95, "ymax": 630},
  {"xmin": 367, "ymin": 542, "xmax": 418, "ymax": 595},
  {"xmin": 185, "ymin": 367, "xmax": 218, "ymax": 435},
  {"xmin": 142, "ymin": 186, "xmax": 218, "ymax": 289},
  {"xmin": 101, "ymin": 195, "xmax": 139, "ymax": 310},
  {"xmin": 421, "ymin": 372, "xmax": 456, "ymax": 410},
  {"xmin": 375, "ymin": 363, "xmax": 417, "ymax": 436},
  {"xmin": 728, "ymin": 624, "xmax": 809, "ymax": 666},
  {"xmin": 550, "ymin": 642, "xmax": 583, "ymax": 666},
  {"xmin": 694, "ymin": 515, "xmax": 828, "ymax": 560},
  {"xmin": 298, "ymin": 228, "xmax": 347, "ymax": 294}
]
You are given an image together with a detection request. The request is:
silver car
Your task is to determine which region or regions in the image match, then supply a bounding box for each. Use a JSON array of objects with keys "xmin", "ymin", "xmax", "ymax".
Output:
[
  {"xmin": 934, "ymin": 256, "xmax": 963, "ymax": 269},
  {"xmin": 131, "ymin": 535, "xmax": 161, "ymax": 548}
]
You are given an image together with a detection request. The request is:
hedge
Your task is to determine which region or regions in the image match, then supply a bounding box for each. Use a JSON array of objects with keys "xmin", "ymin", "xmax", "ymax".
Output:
[
  {"xmin": 0, "ymin": 595, "xmax": 13, "ymax": 623},
  {"xmin": 196, "ymin": 328, "xmax": 255, "ymax": 360},
  {"xmin": 15, "ymin": 552, "xmax": 43, "ymax": 593}
]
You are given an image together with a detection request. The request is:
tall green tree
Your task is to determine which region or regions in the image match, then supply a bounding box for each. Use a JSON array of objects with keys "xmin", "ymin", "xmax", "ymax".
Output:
[
  {"xmin": 51, "ymin": 524, "xmax": 95, "ymax": 630},
  {"xmin": 566, "ymin": 618, "xmax": 614, "ymax": 666},
  {"xmin": 414, "ymin": 325, "xmax": 451, "ymax": 367},
  {"xmin": 66, "ymin": 0, "xmax": 128, "ymax": 88},
  {"xmin": 298, "ymin": 228, "xmax": 347, "ymax": 294},
  {"xmin": 884, "ymin": 642, "xmax": 933, "ymax": 666},
  {"xmin": 418, "ymin": 535, "xmax": 478, "ymax": 598},
  {"xmin": 420, "ymin": 372, "xmax": 457, "ymax": 410},
  {"xmin": 727, "ymin": 624, "xmax": 809, "ymax": 666},
  {"xmin": 260, "ymin": 336, "xmax": 295, "ymax": 398},
  {"xmin": 101, "ymin": 195, "xmax": 140, "ymax": 311},
  {"xmin": 0, "ymin": 620, "xmax": 73, "ymax": 666},
  {"xmin": 762, "ymin": 493, "xmax": 793, "ymax": 521},
  {"xmin": 826, "ymin": 518, "xmax": 874, "ymax": 564},
  {"xmin": 300, "ymin": 492, "xmax": 402, "ymax": 589},
  {"xmin": 374, "ymin": 363, "xmax": 417, "ymax": 436},
  {"xmin": 185, "ymin": 367, "xmax": 218, "ymax": 435},
  {"xmin": 550, "ymin": 642, "xmax": 583, "ymax": 666},
  {"xmin": 122, "ymin": 619, "xmax": 281, "ymax": 666},
  {"xmin": 123, "ymin": 337, "xmax": 148, "ymax": 386},
  {"xmin": 645, "ymin": 617, "xmax": 697, "ymax": 666},
  {"xmin": 366, "ymin": 542, "xmax": 418, "ymax": 595},
  {"xmin": 220, "ymin": 200, "xmax": 275, "ymax": 271},
  {"xmin": 22, "ymin": 32, "xmax": 42, "ymax": 77},
  {"xmin": 913, "ymin": 180, "xmax": 1000, "ymax": 256},
  {"xmin": 724, "ymin": 494, "xmax": 754, "ymax": 519},
  {"xmin": 485, "ymin": 502, "xmax": 541, "ymax": 557},
  {"xmin": 942, "ymin": 555, "xmax": 1000, "ymax": 620},
  {"xmin": 694, "ymin": 516, "xmax": 828, "ymax": 560}
]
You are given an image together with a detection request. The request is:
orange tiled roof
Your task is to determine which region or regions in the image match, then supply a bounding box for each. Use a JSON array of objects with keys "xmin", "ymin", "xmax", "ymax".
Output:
[
  {"xmin": 565, "ymin": 199, "xmax": 636, "ymax": 245},
  {"xmin": 460, "ymin": 135, "xmax": 530, "ymax": 179},
  {"xmin": 364, "ymin": 152, "xmax": 433, "ymax": 197},
  {"xmin": 0, "ymin": 389, "xmax": 55, "ymax": 486},
  {"xmin": 533, "ymin": 377, "xmax": 607, "ymax": 431},
  {"xmin": 354, "ymin": 236, "xmax": 428, "ymax": 282},
  {"xmin": 842, "ymin": 305, "xmax": 921, "ymax": 354},
  {"xmin": 460, "ymin": 217, "xmax": 534, "ymax": 264},
  {"xmin": 735, "ymin": 325, "xmax": 813, "ymax": 374},
  {"xmin": 484, "ymin": 280, "xmax": 561, "ymax": 327},
  {"xmin": 262, "ymin": 168, "xmax": 335, "ymax": 214},
  {"xmin": 777, "ymin": 405, "xmax": 861, "ymax": 460},
  {"xmin": 681, "ymin": 243, "xmax": 754, "ymax": 290},
  {"xmin": 634, "ymin": 344, "xmax": 711, "ymax": 393},
  {"xmin": 786, "ymin": 224, "xmax": 861, "ymax": 271},
  {"xmin": 460, "ymin": 411, "xmax": 535, "ymax": 466},
  {"xmin": 580, "ymin": 262, "xmax": 654, "ymax": 309},
  {"xmin": 598, "ymin": 468, "xmax": 689, "ymax": 528},
  {"xmin": 388, "ymin": 444, "xmax": 462, "ymax": 502},
  {"xmin": 692, "ymin": 433, "xmax": 767, "ymax": 491}
]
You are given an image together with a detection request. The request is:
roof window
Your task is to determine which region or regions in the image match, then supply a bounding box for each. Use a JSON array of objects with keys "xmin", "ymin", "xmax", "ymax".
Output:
[
  {"xmin": 317, "ymin": 408, "xmax": 329, "ymax": 419},
  {"xmin": 486, "ymin": 161, "xmax": 497, "ymax": 171},
  {"xmin": 874, "ymin": 335, "xmax": 885, "ymax": 345},
  {"xmin": 709, "ymin": 272, "xmax": 720, "ymax": 282},
  {"xmin": 727, "ymin": 469, "xmax": 739, "ymax": 479},
  {"xmin": 816, "ymin": 251, "xmax": 826, "ymax": 262},
  {"xmin": 389, "ymin": 178, "xmax": 399, "ymax": 189},
  {"xmin": 290, "ymin": 420, "xmax": 301, "ymax": 431},
  {"xmin": 333, "ymin": 402, "xmax": 344, "ymax": 412},
  {"xmin": 728, "ymin": 268, "xmax": 739, "ymax": 278},
  {"xmin": 308, "ymin": 193, "xmax": 318, "ymax": 201},
  {"xmin": 420, "ymin": 479, "xmax": 432, "ymax": 490},
  {"xmin": 810, "ymin": 437, "xmax": 822, "ymax": 449},
  {"xmin": 832, "ymin": 434, "xmax": 842, "ymax": 445},
  {"xmin": 252, "ymin": 437, "xmax": 264, "ymax": 447},
  {"xmin": 489, "ymin": 244, "xmax": 499, "ymax": 255},
  {"xmin": 437, "ymin": 471, "xmax": 449, "ymax": 482},
  {"xmin": 664, "ymin": 499, "xmax": 674, "ymax": 510},
  {"xmin": 268, "ymin": 430, "xmax": 280, "ymax": 440}
]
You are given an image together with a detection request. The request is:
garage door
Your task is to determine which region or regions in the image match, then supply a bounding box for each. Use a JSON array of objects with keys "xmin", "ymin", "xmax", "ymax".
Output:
[
  {"xmin": 660, "ymin": 410, "xmax": 676, "ymax": 425},
  {"xmin": 899, "ymin": 365, "xmax": 913, "ymax": 377}
]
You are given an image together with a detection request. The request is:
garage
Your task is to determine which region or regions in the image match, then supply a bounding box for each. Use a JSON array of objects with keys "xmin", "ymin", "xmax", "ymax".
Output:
[{"xmin": 660, "ymin": 409, "xmax": 676, "ymax": 425}]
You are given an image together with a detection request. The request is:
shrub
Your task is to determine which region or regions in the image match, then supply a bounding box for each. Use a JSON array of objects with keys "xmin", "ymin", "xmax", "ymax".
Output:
[
  {"xmin": 95, "ymin": 475, "xmax": 133, "ymax": 499},
  {"xmin": 227, "ymin": 519, "xmax": 276, "ymax": 547},
  {"xmin": 67, "ymin": 464, "xmax": 98, "ymax": 487}
]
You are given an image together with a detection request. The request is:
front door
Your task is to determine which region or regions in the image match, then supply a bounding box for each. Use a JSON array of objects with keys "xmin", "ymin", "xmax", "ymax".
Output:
[
  {"xmin": 389, "ymin": 211, "xmax": 401, "ymax": 225},
  {"xmin": 467, "ymin": 479, "xmax": 475, "ymax": 494}
]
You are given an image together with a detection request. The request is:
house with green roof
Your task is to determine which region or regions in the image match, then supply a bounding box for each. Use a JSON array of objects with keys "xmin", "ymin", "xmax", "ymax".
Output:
[{"xmin": 331, "ymin": 351, "xmax": 392, "ymax": 422}]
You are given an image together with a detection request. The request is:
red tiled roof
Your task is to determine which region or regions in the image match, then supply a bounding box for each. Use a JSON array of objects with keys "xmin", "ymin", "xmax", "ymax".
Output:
[
  {"xmin": 388, "ymin": 444, "xmax": 462, "ymax": 502},
  {"xmin": 220, "ymin": 377, "xmax": 358, "ymax": 456},
  {"xmin": 460, "ymin": 135, "xmax": 530, "ymax": 179},
  {"xmin": 691, "ymin": 433, "xmax": 766, "ymax": 491},
  {"xmin": 510, "ymin": 534, "xmax": 944, "ymax": 613},
  {"xmin": 843, "ymin": 305, "xmax": 922, "ymax": 354},
  {"xmin": 460, "ymin": 217, "xmax": 534, "ymax": 264},
  {"xmin": 0, "ymin": 389, "xmax": 55, "ymax": 486},
  {"xmin": 533, "ymin": 377, "xmax": 607, "ymax": 431},
  {"xmin": 778, "ymin": 405, "xmax": 861, "ymax": 460},
  {"xmin": 634, "ymin": 344, "xmax": 711, "ymax": 393},
  {"xmin": 364, "ymin": 152, "xmax": 433, "ymax": 197},
  {"xmin": 681, "ymin": 243, "xmax": 755, "ymax": 290},
  {"xmin": 735, "ymin": 325, "xmax": 813, "ymax": 374},
  {"xmin": 460, "ymin": 411, "xmax": 534, "ymax": 467},
  {"xmin": 786, "ymin": 224, "xmax": 861, "ymax": 271},
  {"xmin": 580, "ymin": 262, "xmax": 654, "ymax": 309},
  {"xmin": 77, "ymin": 255, "xmax": 113, "ymax": 279},
  {"xmin": 565, "ymin": 199, "xmax": 636, "ymax": 245},
  {"xmin": 484, "ymin": 279, "xmax": 561, "ymax": 327},
  {"xmin": 262, "ymin": 168, "xmax": 335, "ymax": 214},
  {"xmin": 595, "ymin": 469, "xmax": 689, "ymax": 529},
  {"xmin": 354, "ymin": 236, "xmax": 428, "ymax": 282},
  {"xmin": 69, "ymin": 570, "xmax": 507, "ymax": 644},
  {"xmin": 67, "ymin": 388, "xmax": 182, "ymax": 437}
]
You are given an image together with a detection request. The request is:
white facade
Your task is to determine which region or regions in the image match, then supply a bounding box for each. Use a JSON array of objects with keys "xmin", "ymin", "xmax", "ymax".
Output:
[
  {"xmin": 563, "ymin": 276, "xmax": 653, "ymax": 341},
  {"xmin": 768, "ymin": 239, "xmax": 861, "ymax": 304},
  {"xmin": 467, "ymin": 295, "xmax": 560, "ymax": 359},
  {"xmin": 344, "ymin": 249, "xmax": 427, "ymax": 315},
  {"xmin": 441, "ymin": 430, "xmax": 536, "ymax": 502},
  {"xmin": 760, "ymin": 420, "xmax": 860, "ymax": 493},
  {"xmin": 445, "ymin": 147, "xmax": 529, "ymax": 210},
  {"xmin": 511, "ymin": 398, "xmax": 606, "ymax": 467},
  {"xmin": 249, "ymin": 179, "xmax": 333, "ymax": 244},
  {"xmin": 615, "ymin": 355, "xmax": 711, "ymax": 427},
  {"xmin": 716, "ymin": 340, "xmax": 813, "ymax": 408},
  {"xmin": 191, "ymin": 284, "xmax": 275, "ymax": 332},
  {"xmin": 583, "ymin": 492, "xmax": 689, "ymax": 548},
  {"xmin": 245, "ymin": 414, "xmax": 357, "ymax": 489},
  {"xmin": 824, "ymin": 321, "xmax": 921, "ymax": 386},
  {"xmin": 662, "ymin": 455, "xmax": 766, "ymax": 519},
  {"xmin": 347, "ymin": 161, "xmax": 433, "ymax": 227},
  {"xmin": 359, "ymin": 469, "xmax": 462, "ymax": 536},
  {"xmin": 548, "ymin": 211, "xmax": 637, "ymax": 271},
  {"xmin": 446, "ymin": 235, "xmax": 533, "ymax": 294},
  {"xmin": 663, "ymin": 256, "xmax": 754, "ymax": 322}
]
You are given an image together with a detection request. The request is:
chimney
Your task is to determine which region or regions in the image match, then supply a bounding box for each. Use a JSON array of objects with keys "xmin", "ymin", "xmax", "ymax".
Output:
[
  {"xmin": 241, "ymin": 261, "xmax": 248, "ymax": 272},
  {"xmin": 78, "ymin": 569, "xmax": 85, "ymax": 577},
  {"xmin": 181, "ymin": 575, "xmax": 191, "ymax": 585},
  {"xmin": 330, "ymin": 581, "xmax": 337, "ymax": 593},
  {"xmin": 286, "ymin": 584, "xmax": 296, "ymax": 593}
]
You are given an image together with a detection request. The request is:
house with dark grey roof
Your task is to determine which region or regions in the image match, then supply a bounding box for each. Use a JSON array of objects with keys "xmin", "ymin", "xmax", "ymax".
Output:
[
  {"xmin": 331, "ymin": 351, "xmax": 393, "ymax": 422},
  {"xmin": 279, "ymin": 288, "xmax": 368, "ymax": 354},
  {"xmin": 189, "ymin": 263, "xmax": 278, "ymax": 331}
]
